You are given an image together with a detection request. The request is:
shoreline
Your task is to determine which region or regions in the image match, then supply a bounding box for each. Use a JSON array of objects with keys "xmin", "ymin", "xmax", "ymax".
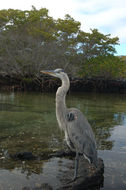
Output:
[{"xmin": 0, "ymin": 75, "xmax": 126, "ymax": 93}]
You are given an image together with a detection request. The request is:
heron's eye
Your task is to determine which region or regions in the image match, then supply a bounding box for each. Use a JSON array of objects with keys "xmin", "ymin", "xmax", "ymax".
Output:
[
  {"xmin": 55, "ymin": 68, "xmax": 64, "ymax": 73},
  {"xmin": 59, "ymin": 69, "xmax": 64, "ymax": 73}
]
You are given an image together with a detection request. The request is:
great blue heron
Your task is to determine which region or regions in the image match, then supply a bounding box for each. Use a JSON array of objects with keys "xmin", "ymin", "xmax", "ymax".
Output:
[{"xmin": 41, "ymin": 68, "xmax": 98, "ymax": 180}]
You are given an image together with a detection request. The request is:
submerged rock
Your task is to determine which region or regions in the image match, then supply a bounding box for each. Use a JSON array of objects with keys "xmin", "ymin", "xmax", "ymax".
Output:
[
  {"xmin": 10, "ymin": 152, "xmax": 37, "ymax": 160},
  {"xmin": 22, "ymin": 183, "xmax": 53, "ymax": 190}
]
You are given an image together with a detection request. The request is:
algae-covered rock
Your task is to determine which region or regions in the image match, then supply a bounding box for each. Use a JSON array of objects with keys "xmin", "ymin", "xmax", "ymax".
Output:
[{"xmin": 58, "ymin": 157, "xmax": 104, "ymax": 190}]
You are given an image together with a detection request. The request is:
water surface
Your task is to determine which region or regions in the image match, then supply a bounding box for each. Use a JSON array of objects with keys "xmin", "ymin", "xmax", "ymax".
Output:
[{"xmin": 0, "ymin": 91, "xmax": 126, "ymax": 189}]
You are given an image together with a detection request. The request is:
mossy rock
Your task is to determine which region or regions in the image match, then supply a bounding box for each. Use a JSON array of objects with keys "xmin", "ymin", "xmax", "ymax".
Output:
[{"xmin": 58, "ymin": 157, "xmax": 104, "ymax": 190}]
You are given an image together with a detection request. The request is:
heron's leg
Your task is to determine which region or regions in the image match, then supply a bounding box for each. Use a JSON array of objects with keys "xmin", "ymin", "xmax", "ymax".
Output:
[{"xmin": 73, "ymin": 151, "xmax": 79, "ymax": 181}]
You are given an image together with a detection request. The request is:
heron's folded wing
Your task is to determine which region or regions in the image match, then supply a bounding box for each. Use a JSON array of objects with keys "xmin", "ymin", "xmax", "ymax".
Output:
[{"xmin": 66, "ymin": 109, "xmax": 97, "ymax": 160}]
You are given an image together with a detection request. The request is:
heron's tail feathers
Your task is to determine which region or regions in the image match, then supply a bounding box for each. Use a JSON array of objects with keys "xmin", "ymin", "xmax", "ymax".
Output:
[{"xmin": 83, "ymin": 154, "xmax": 91, "ymax": 164}]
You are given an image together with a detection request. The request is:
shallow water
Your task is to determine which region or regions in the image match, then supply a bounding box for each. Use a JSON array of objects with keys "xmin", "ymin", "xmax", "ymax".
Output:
[{"xmin": 0, "ymin": 91, "xmax": 126, "ymax": 189}]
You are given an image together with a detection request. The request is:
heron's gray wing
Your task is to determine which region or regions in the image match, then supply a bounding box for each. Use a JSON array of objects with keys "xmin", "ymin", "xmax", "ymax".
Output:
[{"xmin": 66, "ymin": 108, "xmax": 97, "ymax": 166}]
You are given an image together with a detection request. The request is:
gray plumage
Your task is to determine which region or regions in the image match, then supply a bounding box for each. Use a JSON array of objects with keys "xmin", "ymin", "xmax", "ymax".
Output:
[{"xmin": 41, "ymin": 68, "xmax": 98, "ymax": 180}]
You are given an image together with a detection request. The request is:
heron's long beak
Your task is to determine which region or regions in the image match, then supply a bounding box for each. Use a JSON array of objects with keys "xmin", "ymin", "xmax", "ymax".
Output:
[{"xmin": 40, "ymin": 70, "xmax": 57, "ymax": 77}]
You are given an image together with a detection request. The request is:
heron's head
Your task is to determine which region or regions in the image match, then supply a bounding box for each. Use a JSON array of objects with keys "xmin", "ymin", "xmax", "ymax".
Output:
[{"xmin": 40, "ymin": 68, "xmax": 67, "ymax": 80}]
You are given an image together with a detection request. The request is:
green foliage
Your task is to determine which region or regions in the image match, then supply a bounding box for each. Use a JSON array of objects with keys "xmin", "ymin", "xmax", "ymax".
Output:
[
  {"xmin": 77, "ymin": 29, "xmax": 119, "ymax": 59},
  {"xmin": 79, "ymin": 55, "xmax": 126, "ymax": 79},
  {"xmin": 0, "ymin": 7, "xmax": 122, "ymax": 80},
  {"xmin": 56, "ymin": 14, "xmax": 81, "ymax": 35}
]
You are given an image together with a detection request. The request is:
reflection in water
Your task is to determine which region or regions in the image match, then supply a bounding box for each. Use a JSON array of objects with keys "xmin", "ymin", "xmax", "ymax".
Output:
[{"xmin": 0, "ymin": 92, "xmax": 126, "ymax": 189}]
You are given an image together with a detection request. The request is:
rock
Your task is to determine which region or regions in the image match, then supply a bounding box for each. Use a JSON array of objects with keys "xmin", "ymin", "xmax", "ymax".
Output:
[
  {"xmin": 39, "ymin": 183, "xmax": 53, "ymax": 190},
  {"xmin": 58, "ymin": 157, "xmax": 104, "ymax": 190},
  {"xmin": 22, "ymin": 183, "xmax": 53, "ymax": 190},
  {"xmin": 50, "ymin": 150, "xmax": 76, "ymax": 158},
  {"xmin": 10, "ymin": 152, "xmax": 37, "ymax": 160},
  {"xmin": 10, "ymin": 150, "xmax": 104, "ymax": 189}
]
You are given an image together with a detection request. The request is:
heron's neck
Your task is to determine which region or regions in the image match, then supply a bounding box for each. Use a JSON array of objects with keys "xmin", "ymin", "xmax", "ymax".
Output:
[{"xmin": 56, "ymin": 75, "xmax": 70, "ymax": 131}]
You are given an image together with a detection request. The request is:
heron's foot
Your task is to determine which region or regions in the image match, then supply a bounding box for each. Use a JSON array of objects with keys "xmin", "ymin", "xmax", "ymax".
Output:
[
  {"xmin": 66, "ymin": 176, "xmax": 78, "ymax": 184},
  {"xmin": 66, "ymin": 179, "xmax": 75, "ymax": 184},
  {"xmin": 73, "ymin": 173, "xmax": 77, "ymax": 182}
]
